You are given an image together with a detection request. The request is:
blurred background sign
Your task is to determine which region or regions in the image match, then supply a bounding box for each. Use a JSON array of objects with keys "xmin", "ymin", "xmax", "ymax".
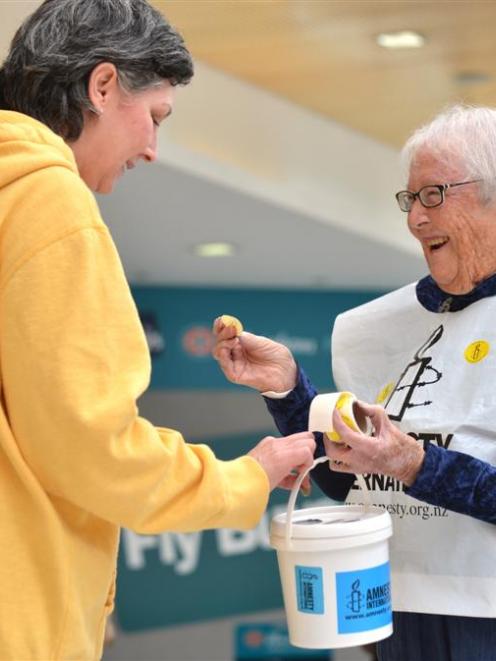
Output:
[
  {"xmin": 235, "ymin": 622, "xmax": 332, "ymax": 661},
  {"xmin": 133, "ymin": 286, "xmax": 384, "ymax": 391}
]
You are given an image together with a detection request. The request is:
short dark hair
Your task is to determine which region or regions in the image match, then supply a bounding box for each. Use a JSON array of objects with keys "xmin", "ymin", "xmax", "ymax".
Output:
[{"xmin": 0, "ymin": 0, "xmax": 194, "ymax": 140}]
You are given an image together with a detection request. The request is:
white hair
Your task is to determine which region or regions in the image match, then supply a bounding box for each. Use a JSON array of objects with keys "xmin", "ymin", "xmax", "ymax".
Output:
[{"xmin": 401, "ymin": 104, "xmax": 496, "ymax": 206}]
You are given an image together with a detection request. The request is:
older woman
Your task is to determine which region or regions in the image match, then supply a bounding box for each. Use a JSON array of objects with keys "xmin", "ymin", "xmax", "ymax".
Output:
[
  {"xmin": 0, "ymin": 1, "xmax": 315, "ymax": 658},
  {"xmin": 214, "ymin": 105, "xmax": 496, "ymax": 661}
]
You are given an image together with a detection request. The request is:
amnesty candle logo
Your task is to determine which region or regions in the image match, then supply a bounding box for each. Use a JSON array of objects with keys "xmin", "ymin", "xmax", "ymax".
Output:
[
  {"xmin": 382, "ymin": 325, "xmax": 444, "ymax": 421},
  {"xmin": 347, "ymin": 579, "xmax": 363, "ymax": 613}
]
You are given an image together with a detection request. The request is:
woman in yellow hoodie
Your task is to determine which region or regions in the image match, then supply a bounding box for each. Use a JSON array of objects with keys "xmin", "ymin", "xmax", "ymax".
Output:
[{"xmin": 0, "ymin": 1, "xmax": 316, "ymax": 658}]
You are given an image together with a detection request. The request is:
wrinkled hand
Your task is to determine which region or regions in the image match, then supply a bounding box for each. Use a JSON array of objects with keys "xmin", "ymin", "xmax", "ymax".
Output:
[
  {"xmin": 323, "ymin": 402, "xmax": 425, "ymax": 486},
  {"xmin": 248, "ymin": 432, "xmax": 316, "ymax": 492},
  {"xmin": 212, "ymin": 318, "xmax": 297, "ymax": 393}
]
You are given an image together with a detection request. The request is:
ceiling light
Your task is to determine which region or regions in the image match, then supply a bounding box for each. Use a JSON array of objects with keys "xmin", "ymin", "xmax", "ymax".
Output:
[
  {"xmin": 455, "ymin": 71, "xmax": 491, "ymax": 86},
  {"xmin": 376, "ymin": 31, "xmax": 425, "ymax": 50},
  {"xmin": 194, "ymin": 242, "xmax": 236, "ymax": 258}
]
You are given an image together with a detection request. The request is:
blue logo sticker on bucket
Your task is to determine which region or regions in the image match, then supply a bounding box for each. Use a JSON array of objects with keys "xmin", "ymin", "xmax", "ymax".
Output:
[
  {"xmin": 295, "ymin": 566, "xmax": 324, "ymax": 615},
  {"xmin": 336, "ymin": 562, "xmax": 391, "ymax": 633}
]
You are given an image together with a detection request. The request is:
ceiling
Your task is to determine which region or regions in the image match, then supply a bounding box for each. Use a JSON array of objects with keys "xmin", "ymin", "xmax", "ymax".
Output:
[
  {"xmin": 99, "ymin": 158, "xmax": 424, "ymax": 290},
  {"xmin": 5, "ymin": 1, "xmax": 489, "ymax": 290},
  {"xmin": 157, "ymin": 0, "xmax": 496, "ymax": 148}
]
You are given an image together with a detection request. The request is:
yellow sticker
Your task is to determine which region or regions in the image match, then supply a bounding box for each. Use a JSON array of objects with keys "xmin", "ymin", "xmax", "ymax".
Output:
[
  {"xmin": 376, "ymin": 382, "xmax": 394, "ymax": 404},
  {"xmin": 464, "ymin": 340, "xmax": 490, "ymax": 364},
  {"xmin": 219, "ymin": 314, "xmax": 244, "ymax": 336}
]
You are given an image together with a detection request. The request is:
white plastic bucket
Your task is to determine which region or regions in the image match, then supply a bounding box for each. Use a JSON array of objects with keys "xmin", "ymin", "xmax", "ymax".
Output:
[{"xmin": 270, "ymin": 457, "xmax": 393, "ymax": 649}]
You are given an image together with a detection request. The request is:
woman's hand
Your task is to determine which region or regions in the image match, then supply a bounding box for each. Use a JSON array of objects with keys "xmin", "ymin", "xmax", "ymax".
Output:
[
  {"xmin": 212, "ymin": 318, "xmax": 297, "ymax": 393},
  {"xmin": 248, "ymin": 431, "xmax": 316, "ymax": 492},
  {"xmin": 323, "ymin": 401, "xmax": 425, "ymax": 486}
]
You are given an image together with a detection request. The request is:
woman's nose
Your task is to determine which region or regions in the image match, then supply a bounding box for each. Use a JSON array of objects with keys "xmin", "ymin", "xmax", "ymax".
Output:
[
  {"xmin": 408, "ymin": 200, "xmax": 431, "ymax": 231},
  {"xmin": 143, "ymin": 132, "xmax": 158, "ymax": 163},
  {"xmin": 143, "ymin": 145, "xmax": 157, "ymax": 163}
]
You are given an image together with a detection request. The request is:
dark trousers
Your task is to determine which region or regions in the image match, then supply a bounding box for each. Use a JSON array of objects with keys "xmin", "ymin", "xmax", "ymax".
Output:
[{"xmin": 377, "ymin": 612, "xmax": 496, "ymax": 661}]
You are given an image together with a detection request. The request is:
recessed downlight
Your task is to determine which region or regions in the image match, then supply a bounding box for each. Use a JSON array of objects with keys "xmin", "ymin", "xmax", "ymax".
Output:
[
  {"xmin": 194, "ymin": 242, "xmax": 236, "ymax": 258},
  {"xmin": 376, "ymin": 31, "xmax": 425, "ymax": 49},
  {"xmin": 455, "ymin": 71, "xmax": 491, "ymax": 86}
]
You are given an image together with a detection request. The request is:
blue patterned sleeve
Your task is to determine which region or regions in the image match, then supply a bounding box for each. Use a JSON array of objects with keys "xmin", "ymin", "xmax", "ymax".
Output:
[
  {"xmin": 263, "ymin": 365, "xmax": 355, "ymax": 501},
  {"xmin": 263, "ymin": 367, "xmax": 319, "ymax": 438},
  {"xmin": 405, "ymin": 443, "xmax": 496, "ymax": 524}
]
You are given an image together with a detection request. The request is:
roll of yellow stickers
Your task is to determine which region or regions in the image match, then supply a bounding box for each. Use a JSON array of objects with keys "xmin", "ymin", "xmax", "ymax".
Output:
[
  {"xmin": 219, "ymin": 314, "xmax": 244, "ymax": 336},
  {"xmin": 308, "ymin": 391, "xmax": 368, "ymax": 443}
]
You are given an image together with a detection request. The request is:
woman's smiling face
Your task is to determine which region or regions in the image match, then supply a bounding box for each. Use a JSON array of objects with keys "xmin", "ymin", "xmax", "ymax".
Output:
[
  {"xmin": 407, "ymin": 151, "xmax": 496, "ymax": 294},
  {"xmin": 69, "ymin": 63, "xmax": 175, "ymax": 194}
]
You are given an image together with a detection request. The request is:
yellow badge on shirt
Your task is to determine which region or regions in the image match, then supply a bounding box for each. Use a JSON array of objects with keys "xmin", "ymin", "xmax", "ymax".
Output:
[
  {"xmin": 376, "ymin": 382, "xmax": 394, "ymax": 404},
  {"xmin": 464, "ymin": 340, "xmax": 490, "ymax": 364}
]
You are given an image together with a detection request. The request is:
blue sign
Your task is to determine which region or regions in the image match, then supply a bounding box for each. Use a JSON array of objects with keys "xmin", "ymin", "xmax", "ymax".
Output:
[
  {"xmin": 295, "ymin": 566, "xmax": 324, "ymax": 615},
  {"xmin": 336, "ymin": 562, "xmax": 392, "ymax": 634}
]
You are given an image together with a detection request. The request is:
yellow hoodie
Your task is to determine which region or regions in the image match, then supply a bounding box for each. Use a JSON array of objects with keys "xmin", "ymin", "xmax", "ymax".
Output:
[{"xmin": 0, "ymin": 111, "xmax": 269, "ymax": 660}]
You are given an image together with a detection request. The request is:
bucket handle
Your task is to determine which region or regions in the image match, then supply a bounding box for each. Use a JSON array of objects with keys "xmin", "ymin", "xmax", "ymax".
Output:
[{"xmin": 285, "ymin": 457, "xmax": 370, "ymax": 548}]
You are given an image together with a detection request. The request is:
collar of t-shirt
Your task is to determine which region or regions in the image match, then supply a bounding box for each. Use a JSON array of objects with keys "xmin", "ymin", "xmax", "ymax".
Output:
[{"xmin": 416, "ymin": 273, "xmax": 496, "ymax": 313}]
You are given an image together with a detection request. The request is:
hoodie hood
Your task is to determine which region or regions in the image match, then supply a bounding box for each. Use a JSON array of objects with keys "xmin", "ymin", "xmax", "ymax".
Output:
[{"xmin": 0, "ymin": 111, "xmax": 78, "ymax": 190}]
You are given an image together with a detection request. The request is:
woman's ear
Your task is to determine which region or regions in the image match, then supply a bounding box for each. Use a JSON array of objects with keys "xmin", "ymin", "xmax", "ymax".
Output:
[{"xmin": 87, "ymin": 62, "xmax": 119, "ymax": 113}]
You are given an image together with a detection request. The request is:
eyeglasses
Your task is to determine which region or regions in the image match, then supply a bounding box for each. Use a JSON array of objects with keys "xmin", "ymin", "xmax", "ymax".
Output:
[{"xmin": 395, "ymin": 180, "xmax": 482, "ymax": 212}]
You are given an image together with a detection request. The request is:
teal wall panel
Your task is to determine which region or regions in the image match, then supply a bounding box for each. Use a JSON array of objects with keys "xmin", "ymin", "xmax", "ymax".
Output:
[{"xmin": 132, "ymin": 286, "xmax": 386, "ymax": 391}]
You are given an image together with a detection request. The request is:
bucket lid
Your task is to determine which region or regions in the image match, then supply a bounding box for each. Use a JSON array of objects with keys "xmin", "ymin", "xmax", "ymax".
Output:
[{"xmin": 270, "ymin": 504, "xmax": 392, "ymax": 541}]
